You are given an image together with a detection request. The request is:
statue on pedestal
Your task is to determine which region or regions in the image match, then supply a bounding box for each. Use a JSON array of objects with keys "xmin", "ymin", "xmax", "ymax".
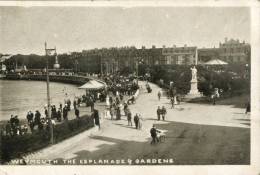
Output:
[
  {"xmin": 191, "ymin": 66, "xmax": 197, "ymax": 80},
  {"xmin": 186, "ymin": 65, "xmax": 201, "ymax": 98}
]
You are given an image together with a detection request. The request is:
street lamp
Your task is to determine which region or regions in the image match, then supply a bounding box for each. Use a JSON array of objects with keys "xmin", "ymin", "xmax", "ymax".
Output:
[
  {"xmin": 45, "ymin": 42, "xmax": 55, "ymax": 144},
  {"xmin": 135, "ymin": 57, "xmax": 143, "ymax": 84}
]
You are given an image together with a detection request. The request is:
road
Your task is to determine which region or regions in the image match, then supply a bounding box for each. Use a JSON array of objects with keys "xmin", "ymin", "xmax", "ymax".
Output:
[{"xmin": 23, "ymin": 81, "xmax": 250, "ymax": 165}]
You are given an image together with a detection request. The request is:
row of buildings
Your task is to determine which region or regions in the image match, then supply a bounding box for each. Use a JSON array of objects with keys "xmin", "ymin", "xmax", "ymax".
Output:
[
  {"xmin": 77, "ymin": 38, "xmax": 250, "ymax": 74},
  {"xmin": 1, "ymin": 38, "xmax": 250, "ymax": 74}
]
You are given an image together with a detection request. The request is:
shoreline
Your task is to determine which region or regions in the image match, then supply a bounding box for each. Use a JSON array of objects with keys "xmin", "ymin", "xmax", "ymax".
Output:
[
  {"xmin": 0, "ymin": 75, "xmax": 106, "ymax": 129},
  {"xmin": 4, "ymin": 73, "xmax": 105, "ymax": 86}
]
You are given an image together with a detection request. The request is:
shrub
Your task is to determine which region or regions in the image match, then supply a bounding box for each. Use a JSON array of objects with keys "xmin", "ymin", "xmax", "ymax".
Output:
[{"xmin": 147, "ymin": 65, "xmax": 250, "ymax": 96}]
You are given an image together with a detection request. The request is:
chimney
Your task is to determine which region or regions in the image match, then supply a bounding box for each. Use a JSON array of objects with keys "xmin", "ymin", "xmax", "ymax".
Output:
[
  {"xmin": 152, "ymin": 45, "xmax": 156, "ymax": 49},
  {"xmin": 173, "ymin": 45, "xmax": 176, "ymax": 48},
  {"xmin": 163, "ymin": 45, "xmax": 166, "ymax": 48},
  {"xmin": 142, "ymin": 46, "xmax": 145, "ymax": 50},
  {"xmin": 184, "ymin": 44, "xmax": 187, "ymax": 47}
]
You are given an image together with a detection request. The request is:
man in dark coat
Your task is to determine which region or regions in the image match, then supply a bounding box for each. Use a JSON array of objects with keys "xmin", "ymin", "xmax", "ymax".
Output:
[
  {"xmin": 63, "ymin": 106, "xmax": 68, "ymax": 121},
  {"xmin": 161, "ymin": 106, "xmax": 167, "ymax": 121},
  {"xmin": 34, "ymin": 110, "xmax": 43, "ymax": 131},
  {"xmin": 150, "ymin": 125, "xmax": 160, "ymax": 145},
  {"xmin": 57, "ymin": 109, "xmax": 62, "ymax": 122},
  {"xmin": 75, "ymin": 108, "xmax": 80, "ymax": 118},
  {"xmin": 34, "ymin": 110, "xmax": 41, "ymax": 125},
  {"xmin": 157, "ymin": 106, "xmax": 161, "ymax": 121},
  {"xmin": 93, "ymin": 109, "xmax": 100, "ymax": 129},
  {"xmin": 133, "ymin": 114, "xmax": 139, "ymax": 129},
  {"xmin": 245, "ymin": 101, "xmax": 250, "ymax": 114}
]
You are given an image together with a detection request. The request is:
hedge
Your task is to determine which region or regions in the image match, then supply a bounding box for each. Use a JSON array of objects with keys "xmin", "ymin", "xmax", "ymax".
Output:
[{"xmin": 0, "ymin": 115, "xmax": 94, "ymax": 164}]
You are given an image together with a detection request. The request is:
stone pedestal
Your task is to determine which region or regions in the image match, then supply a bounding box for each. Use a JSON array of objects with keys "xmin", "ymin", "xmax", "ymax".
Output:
[
  {"xmin": 189, "ymin": 79, "xmax": 200, "ymax": 94},
  {"xmin": 186, "ymin": 79, "xmax": 202, "ymax": 98}
]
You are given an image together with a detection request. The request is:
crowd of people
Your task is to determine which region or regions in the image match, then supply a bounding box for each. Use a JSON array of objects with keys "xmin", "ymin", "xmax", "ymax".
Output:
[
  {"xmin": 4, "ymin": 115, "xmax": 28, "ymax": 136},
  {"xmin": 2, "ymin": 92, "xmax": 87, "ymax": 137},
  {"xmin": 102, "ymin": 74, "xmax": 141, "ymax": 127}
]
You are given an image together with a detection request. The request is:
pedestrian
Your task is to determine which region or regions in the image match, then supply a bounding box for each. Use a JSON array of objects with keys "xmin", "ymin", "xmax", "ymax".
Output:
[
  {"xmin": 73, "ymin": 99, "xmax": 77, "ymax": 110},
  {"xmin": 127, "ymin": 110, "xmax": 132, "ymax": 126},
  {"xmin": 211, "ymin": 88, "xmax": 219, "ymax": 105},
  {"xmin": 34, "ymin": 110, "xmax": 41, "ymax": 126},
  {"xmin": 110, "ymin": 107, "xmax": 114, "ymax": 120},
  {"xmin": 161, "ymin": 106, "xmax": 167, "ymax": 121},
  {"xmin": 10, "ymin": 115, "xmax": 15, "ymax": 131},
  {"xmin": 158, "ymin": 91, "xmax": 161, "ymax": 101},
  {"xmin": 157, "ymin": 106, "xmax": 161, "ymax": 121},
  {"xmin": 150, "ymin": 125, "xmax": 161, "ymax": 145},
  {"xmin": 116, "ymin": 106, "xmax": 121, "ymax": 120},
  {"xmin": 44, "ymin": 107, "xmax": 48, "ymax": 118},
  {"xmin": 133, "ymin": 113, "xmax": 139, "ymax": 129},
  {"xmin": 57, "ymin": 109, "xmax": 62, "ymax": 122},
  {"xmin": 59, "ymin": 103, "xmax": 63, "ymax": 112},
  {"xmin": 245, "ymin": 101, "xmax": 250, "ymax": 114},
  {"xmin": 26, "ymin": 111, "xmax": 33, "ymax": 123},
  {"xmin": 138, "ymin": 114, "xmax": 143, "ymax": 130},
  {"xmin": 67, "ymin": 99, "xmax": 71, "ymax": 111},
  {"xmin": 63, "ymin": 106, "xmax": 68, "ymax": 121},
  {"xmin": 123, "ymin": 102, "xmax": 128, "ymax": 116},
  {"xmin": 93, "ymin": 109, "xmax": 100, "ymax": 130},
  {"xmin": 5, "ymin": 121, "xmax": 11, "ymax": 136},
  {"xmin": 75, "ymin": 107, "xmax": 80, "ymax": 118},
  {"xmin": 170, "ymin": 97, "xmax": 175, "ymax": 109},
  {"xmin": 90, "ymin": 98, "xmax": 95, "ymax": 112}
]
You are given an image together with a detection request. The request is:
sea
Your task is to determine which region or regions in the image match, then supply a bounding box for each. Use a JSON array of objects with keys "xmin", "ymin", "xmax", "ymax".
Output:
[{"xmin": 0, "ymin": 80, "xmax": 85, "ymax": 121}]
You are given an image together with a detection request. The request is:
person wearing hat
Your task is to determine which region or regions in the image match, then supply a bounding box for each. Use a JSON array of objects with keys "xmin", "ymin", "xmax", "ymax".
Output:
[{"xmin": 150, "ymin": 125, "xmax": 161, "ymax": 145}]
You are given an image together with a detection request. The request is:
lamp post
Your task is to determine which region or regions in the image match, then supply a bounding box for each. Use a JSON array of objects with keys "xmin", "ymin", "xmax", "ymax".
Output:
[
  {"xmin": 135, "ymin": 57, "xmax": 144, "ymax": 85},
  {"xmin": 45, "ymin": 42, "xmax": 54, "ymax": 144}
]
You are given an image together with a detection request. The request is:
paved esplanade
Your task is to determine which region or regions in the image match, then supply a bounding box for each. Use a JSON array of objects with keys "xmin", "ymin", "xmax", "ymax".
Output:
[{"xmin": 24, "ymin": 81, "xmax": 249, "ymax": 163}]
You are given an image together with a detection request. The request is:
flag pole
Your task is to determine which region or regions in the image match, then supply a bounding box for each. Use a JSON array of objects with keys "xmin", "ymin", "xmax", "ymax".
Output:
[{"xmin": 45, "ymin": 42, "xmax": 54, "ymax": 144}]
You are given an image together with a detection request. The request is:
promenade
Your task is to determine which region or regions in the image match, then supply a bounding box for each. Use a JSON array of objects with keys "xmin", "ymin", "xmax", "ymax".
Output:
[{"xmin": 23, "ymin": 81, "xmax": 250, "ymax": 165}]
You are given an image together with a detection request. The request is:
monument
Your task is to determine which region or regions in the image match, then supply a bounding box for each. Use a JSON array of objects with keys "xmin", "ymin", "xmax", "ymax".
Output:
[
  {"xmin": 186, "ymin": 66, "xmax": 202, "ymax": 98},
  {"xmin": 53, "ymin": 48, "xmax": 60, "ymax": 69}
]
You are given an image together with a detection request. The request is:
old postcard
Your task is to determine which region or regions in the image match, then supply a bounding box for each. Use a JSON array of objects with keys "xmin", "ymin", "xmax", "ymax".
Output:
[{"xmin": 0, "ymin": 1, "xmax": 259, "ymax": 175}]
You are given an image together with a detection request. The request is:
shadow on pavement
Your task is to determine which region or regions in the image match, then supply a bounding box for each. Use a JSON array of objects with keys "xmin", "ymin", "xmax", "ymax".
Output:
[{"xmin": 53, "ymin": 121, "xmax": 250, "ymax": 165}]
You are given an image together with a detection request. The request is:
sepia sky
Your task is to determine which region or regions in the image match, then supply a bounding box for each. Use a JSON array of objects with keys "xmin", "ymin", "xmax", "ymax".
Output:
[{"xmin": 0, "ymin": 7, "xmax": 250, "ymax": 55}]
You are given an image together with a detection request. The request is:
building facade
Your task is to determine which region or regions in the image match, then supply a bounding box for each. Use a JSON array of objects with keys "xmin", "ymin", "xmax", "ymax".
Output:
[
  {"xmin": 162, "ymin": 45, "xmax": 198, "ymax": 65},
  {"xmin": 218, "ymin": 38, "xmax": 250, "ymax": 64}
]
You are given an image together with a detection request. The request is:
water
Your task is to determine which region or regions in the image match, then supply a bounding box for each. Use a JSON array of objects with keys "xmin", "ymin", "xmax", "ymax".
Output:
[{"xmin": 0, "ymin": 80, "xmax": 85, "ymax": 121}]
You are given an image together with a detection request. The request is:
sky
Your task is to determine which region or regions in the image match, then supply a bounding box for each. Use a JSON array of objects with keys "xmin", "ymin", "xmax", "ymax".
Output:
[{"xmin": 0, "ymin": 7, "xmax": 250, "ymax": 55}]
